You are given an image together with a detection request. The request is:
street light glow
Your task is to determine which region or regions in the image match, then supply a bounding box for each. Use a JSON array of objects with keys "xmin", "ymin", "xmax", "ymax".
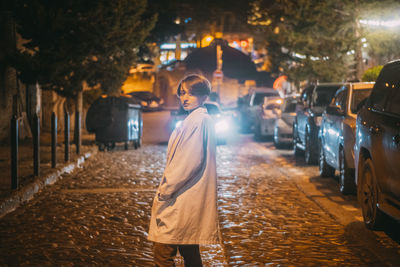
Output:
[{"xmin": 360, "ymin": 19, "xmax": 400, "ymax": 28}]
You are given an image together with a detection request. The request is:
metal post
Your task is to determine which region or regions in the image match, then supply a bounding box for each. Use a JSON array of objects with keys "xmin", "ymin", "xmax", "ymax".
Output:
[
  {"xmin": 75, "ymin": 111, "xmax": 81, "ymax": 155},
  {"xmin": 11, "ymin": 116, "xmax": 18, "ymax": 190},
  {"xmin": 33, "ymin": 114, "xmax": 40, "ymax": 176},
  {"xmin": 51, "ymin": 112, "xmax": 57, "ymax": 168},
  {"xmin": 64, "ymin": 111, "xmax": 70, "ymax": 162}
]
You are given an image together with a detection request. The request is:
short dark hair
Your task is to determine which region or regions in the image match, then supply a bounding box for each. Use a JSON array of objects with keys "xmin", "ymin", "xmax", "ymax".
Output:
[{"xmin": 177, "ymin": 74, "xmax": 211, "ymax": 97}]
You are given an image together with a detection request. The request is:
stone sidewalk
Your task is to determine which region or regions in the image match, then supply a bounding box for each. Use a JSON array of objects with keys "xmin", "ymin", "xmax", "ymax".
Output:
[{"xmin": 0, "ymin": 133, "xmax": 97, "ymax": 218}]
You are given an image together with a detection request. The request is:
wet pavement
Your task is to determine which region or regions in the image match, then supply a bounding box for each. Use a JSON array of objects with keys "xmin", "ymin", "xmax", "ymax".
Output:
[
  {"xmin": 0, "ymin": 111, "xmax": 400, "ymax": 266},
  {"xmin": 216, "ymin": 142, "xmax": 393, "ymax": 266}
]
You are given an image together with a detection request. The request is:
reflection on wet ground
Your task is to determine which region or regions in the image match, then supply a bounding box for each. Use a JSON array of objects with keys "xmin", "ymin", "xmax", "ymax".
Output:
[{"xmin": 0, "ymin": 137, "xmax": 399, "ymax": 265}]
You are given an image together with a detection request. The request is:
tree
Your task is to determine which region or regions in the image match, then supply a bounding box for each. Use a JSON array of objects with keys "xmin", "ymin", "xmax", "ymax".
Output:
[
  {"xmin": 249, "ymin": 0, "xmax": 400, "ymax": 85},
  {"xmin": 143, "ymin": 0, "xmax": 251, "ymax": 46},
  {"xmin": 11, "ymin": 0, "xmax": 156, "ymax": 97},
  {"xmin": 358, "ymin": 0, "xmax": 400, "ymax": 65},
  {"xmin": 249, "ymin": 0, "xmax": 358, "ymax": 84}
]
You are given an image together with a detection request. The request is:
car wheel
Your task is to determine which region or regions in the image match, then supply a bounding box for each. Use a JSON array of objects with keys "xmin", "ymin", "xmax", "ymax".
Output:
[
  {"xmin": 358, "ymin": 158, "xmax": 387, "ymax": 230},
  {"xmin": 305, "ymin": 129, "xmax": 317, "ymax": 165},
  {"xmin": 254, "ymin": 124, "xmax": 262, "ymax": 141},
  {"xmin": 293, "ymin": 125, "xmax": 302, "ymax": 158},
  {"xmin": 293, "ymin": 138, "xmax": 302, "ymax": 157},
  {"xmin": 273, "ymin": 127, "xmax": 281, "ymax": 148},
  {"xmin": 319, "ymin": 143, "xmax": 335, "ymax": 177},
  {"xmin": 133, "ymin": 136, "xmax": 141, "ymax": 149},
  {"xmin": 240, "ymin": 115, "xmax": 250, "ymax": 133},
  {"xmin": 339, "ymin": 149, "xmax": 355, "ymax": 195},
  {"xmin": 105, "ymin": 142, "xmax": 115, "ymax": 151},
  {"xmin": 98, "ymin": 143, "xmax": 105, "ymax": 152}
]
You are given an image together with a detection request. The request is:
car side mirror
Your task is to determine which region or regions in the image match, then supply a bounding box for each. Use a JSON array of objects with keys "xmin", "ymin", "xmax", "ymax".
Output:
[{"xmin": 326, "ymin": 105, "xmax": 344, "ymax": 116}]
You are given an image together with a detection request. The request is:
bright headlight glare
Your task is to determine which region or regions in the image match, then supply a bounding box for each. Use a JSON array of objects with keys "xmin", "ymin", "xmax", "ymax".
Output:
[
  {"xmin": 141, "ymin": 101, "xmax": 148, "ymax": 106},
  {"xmin": 215, "ymin": 120, "xmax": 229, "ymax": 133}
]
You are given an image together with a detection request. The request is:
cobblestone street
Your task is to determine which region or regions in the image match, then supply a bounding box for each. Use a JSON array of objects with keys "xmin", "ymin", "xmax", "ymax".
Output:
[
  {"xmin": 0, "ymin": 111, "xmax": 399, "ymax": 266},
  {"xmin": 217, "ymin": 143, "xmax": 385, "ymax": 266}
]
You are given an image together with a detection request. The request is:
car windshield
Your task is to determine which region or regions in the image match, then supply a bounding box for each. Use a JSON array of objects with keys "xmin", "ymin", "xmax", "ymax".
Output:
[
  {"xmin": 130, "ymin": 92, "xmax": 155, "ymax": 100},
  {"xmin": 204, "ymin": 103, "xmax": 220, "ymax": 115},
  {"xmin": 282, "ymin": 99, "xmax": 297, "ymax": 112},
  {"xmin": 254, "ymin": 92, "xmax": 280, "ymax": 105},
  {"xmin": 350, "ymin": 89, "xmax": 372, "ymax": 114},
  {"xmin": 311, "ymin": 86, "xmax": 340, "ymax": 113}
]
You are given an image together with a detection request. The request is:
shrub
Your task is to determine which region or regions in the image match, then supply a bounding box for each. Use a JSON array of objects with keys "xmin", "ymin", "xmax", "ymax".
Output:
[{"xmin": 361, "ymin": 65, "xmax": 383, "ymax": 82}]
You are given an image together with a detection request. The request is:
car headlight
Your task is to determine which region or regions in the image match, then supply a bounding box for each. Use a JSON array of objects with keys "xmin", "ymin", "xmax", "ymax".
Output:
[
  {"xmin": 215, "ymin": 119, "xmax": 229, "ymax": 133},
  {"xmin": 141, "ymin": 101, "xmax": 148, "ymax": 106},
  {"xmin": 314, "ymin": 116, "xmax": 322, "ymax": 126}
]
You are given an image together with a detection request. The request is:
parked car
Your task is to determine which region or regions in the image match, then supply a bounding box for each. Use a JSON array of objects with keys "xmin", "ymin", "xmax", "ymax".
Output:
[
  {"xmin": 237, "ymin": 88, "xmax": 281, "ymax": 132},
  {"xmin": 293, "ymin": 83, "xmax": 343, "ymax": 164},
  {"xmin": 318, "ymin": 82, "xmax": 374, "ymax": 194},
  {"xmin": 170, "ymin": 101, "xmax": 231, "ymax": 145},
  {"xmin": 354, "ymin": 60, "xmax": 400, "ymax": 229},
  {"xmin": 254, "ymin": 96, "xmax": 283, "ymax": 140},
  {"xmin": 128, "ymin": 91, "xmax": 164, "ymax": 111},
  {"xmin": 273, "ymin": 95, "xmax": 298, "ymax": 147}
]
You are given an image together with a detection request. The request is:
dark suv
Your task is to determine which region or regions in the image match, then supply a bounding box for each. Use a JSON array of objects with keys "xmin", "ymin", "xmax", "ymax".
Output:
[
  {"xmin": 355, "ymin": 60, "xmax": 400, "ymax": 230},
  {"xmin": 293, "ymin": 83, "xmax": 343, "ymax": 164}
]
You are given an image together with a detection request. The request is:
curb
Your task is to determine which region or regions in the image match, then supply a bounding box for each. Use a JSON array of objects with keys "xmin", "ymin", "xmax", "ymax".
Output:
[{"xmin": 0, "ymin": 147, "xmax": 97, "ymax": 218}]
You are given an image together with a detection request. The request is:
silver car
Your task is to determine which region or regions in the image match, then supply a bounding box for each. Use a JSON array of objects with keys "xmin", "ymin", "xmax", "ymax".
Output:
[
  {"xmin": 319, "ymin": 82, "xmax": 374, "ymax": 194},
  {"xmin": 273, "ymin": 96, "xmax": 297, "ymax": 147},
  {"xmin": 254, "ymin": 96, "xmax": 283, "ymax": 140}
]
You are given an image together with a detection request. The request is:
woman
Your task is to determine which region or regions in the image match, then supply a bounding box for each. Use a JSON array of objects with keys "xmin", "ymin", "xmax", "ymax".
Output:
[{"xmin": 148, "ymin": 74, "xmax": 219, "ymax": 266}]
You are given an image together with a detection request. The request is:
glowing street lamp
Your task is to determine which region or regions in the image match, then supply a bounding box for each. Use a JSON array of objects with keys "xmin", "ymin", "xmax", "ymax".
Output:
[{"xmin": 360, "ymin": 19, "xmax": 400, "ymax": 28}]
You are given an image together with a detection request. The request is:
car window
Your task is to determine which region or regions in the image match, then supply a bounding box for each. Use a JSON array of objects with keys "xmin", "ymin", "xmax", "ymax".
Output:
[
  {"xmin": 300, "ymin": 85, "xmax": 314, "ymax": 105},
  {"xmin": 240, "ymin": 94, "xmax": 251, "ymax": 106},
  {"xmin": 333, "ymin": 90, "xmax": 347, "ymax": 111},
  {"xmin": 282, "ymin": 99, "xmax": 297, "ymax": 112},
  {"xmin": 265, "ymin": 103, "xmax": 281, "ymax": 110},
  {"xmin": 253, "ymin": 92, "xmax": 280, "ymax": 105},
  {"xmin": 385, "ymin": 85, "xmax": 400, "ymax": 116},
  {"xmin": 368, "ymin": 65, "xmax": 398, "ymax": 111},
  {"xmin": 204, "ymin": 103, "xmax": 220, "ymax": 115},
  {"xmin": 312, "ymin": 86, "xmax": 340, "ymax": 108},
  {"xmin": 130, "ymin": 92, "xmax": 155, "ymax": 100},
  {"xmin": 350, "ymin": 89, "xmax": 373, "ymax": 114}
]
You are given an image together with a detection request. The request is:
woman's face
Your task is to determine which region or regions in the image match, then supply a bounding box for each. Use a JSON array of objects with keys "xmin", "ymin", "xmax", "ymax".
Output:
[{"xmin": 179, "ymin": 84, "xmax": 206, "ymax": 111}]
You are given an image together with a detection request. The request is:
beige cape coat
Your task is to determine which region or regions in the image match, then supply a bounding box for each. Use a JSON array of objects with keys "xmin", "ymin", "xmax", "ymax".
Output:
[{"xmin": 148, "ymin": 107, "xmax": 219, "ymax": 244}]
